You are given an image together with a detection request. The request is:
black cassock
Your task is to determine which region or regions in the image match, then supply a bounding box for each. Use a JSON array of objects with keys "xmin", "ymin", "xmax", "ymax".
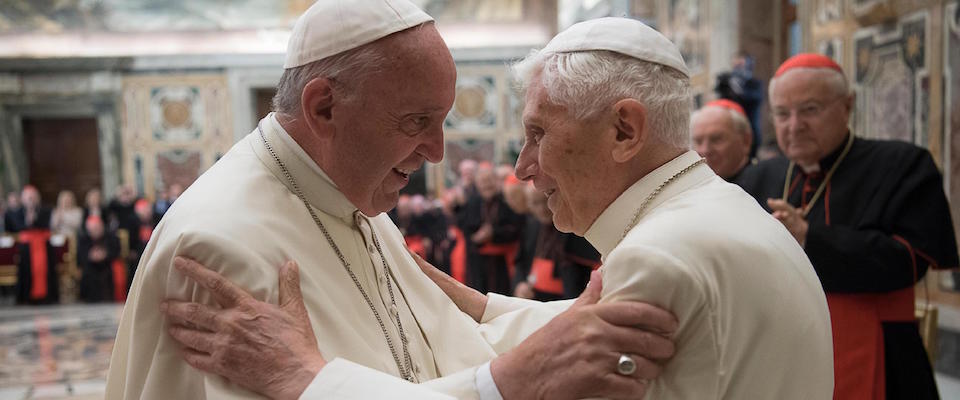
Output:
[
  {"xmin": 459, "ymin": 192, "xmax": 524, "ymax": 295},
  {"xmin": 736, "ymin": 134, "xmax": 958, "ymax": 399}
]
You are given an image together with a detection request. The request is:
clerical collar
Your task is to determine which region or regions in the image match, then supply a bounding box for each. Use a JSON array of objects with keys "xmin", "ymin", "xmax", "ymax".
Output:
[
  {"xmin": 800, "ymin": 132, "xmax": 854, "ymax": 176},
  {"xmin": 252, "ymin": 113, "xmax": 358, "ymax": 223},
  {"xmin": 584, "ymin": 150, "xmax": 712, "ymax": 260}
]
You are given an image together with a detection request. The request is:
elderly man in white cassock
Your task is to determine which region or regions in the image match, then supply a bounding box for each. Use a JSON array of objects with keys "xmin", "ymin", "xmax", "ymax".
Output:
[
  {"xmin": 108, "ymin": 1, "xmax": 679, "ymax": 400},
  {"xmin": 156, "ymin": 15, "xmax": 836, "ymax": 400}
]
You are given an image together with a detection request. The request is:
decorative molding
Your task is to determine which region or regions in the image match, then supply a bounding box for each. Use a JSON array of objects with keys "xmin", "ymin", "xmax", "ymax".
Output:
[
  {"xmin": 853, "ymin": 10, "xmax": 928, "ymax": 145},
  {"xmin": 121, "ymin": 74, "xmax": 232, "ymax": 199},
  {"xmin": 850, "ymin": 0, "xmax": 898, "ymax": 25}
]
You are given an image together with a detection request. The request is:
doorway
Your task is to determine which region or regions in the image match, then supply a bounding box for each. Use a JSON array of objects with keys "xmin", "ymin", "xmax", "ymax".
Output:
[{"xmin": 22, "ymin": 117, "xmax": 102, "ymax": 208}]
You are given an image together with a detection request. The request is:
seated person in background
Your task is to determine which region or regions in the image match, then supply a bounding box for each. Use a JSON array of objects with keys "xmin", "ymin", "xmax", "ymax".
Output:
[
  {"xmin": 8, "ymin": 185, "xmax": 51, "ymax": 233},
  {"xmin": 13, "ymin": 186, "xmax": 56, "ymax": 304},
  {"xmin": 50, "ymin": 190, "xmax": 84, "ymax": 237},
  {"xmin": 78, "ymin": 215, "xmax": 121, "ymax": 303}
]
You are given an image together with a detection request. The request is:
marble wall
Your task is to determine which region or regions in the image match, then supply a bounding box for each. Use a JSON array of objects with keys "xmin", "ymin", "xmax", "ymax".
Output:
[{"xmin": 800, "ymin": 0, "xmax": 960, "ymax": 296}]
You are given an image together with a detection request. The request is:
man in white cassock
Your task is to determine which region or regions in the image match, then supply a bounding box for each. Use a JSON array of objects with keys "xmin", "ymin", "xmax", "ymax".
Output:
[
  {"xmin": 160, "ymin": 15, "xmax": 836, "ymax": 400},
  {"xmin": 107, "ymin": 1, "xmax": 678, "ymax": 399}
]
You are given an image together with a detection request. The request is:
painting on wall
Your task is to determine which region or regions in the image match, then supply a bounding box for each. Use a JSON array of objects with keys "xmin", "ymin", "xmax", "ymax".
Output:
[
  {"xmin": 150, "ymin": 86, "xmax": 204, "ymax": 142},
  {"xmin": 817, "ymin": 0, "xmax": 843, "ymax": 23},
  {"xmin": 818, "ymin": 37, "xmax": 843, "ymax": 66},
  {"xmin": 121, "ymin": 74, "xmax": 233, "ymax": 199},
  {"xmin": 445, "ymin": 75, "xmax": 499, "ymax": 132},
  {"xmin": 853, "ymin": 11, "xmax": 928, "ymax": 145},
  {"xmin": 155, "ymin": 149, "xmax": 203, "ymax": 194},
  {"xmin": 662, "ymin": 0, "xmax": 707, "ymax": 76},
  {"xmin": 946, "ymin": 0, "xmax": 960, "ymax": 291}
]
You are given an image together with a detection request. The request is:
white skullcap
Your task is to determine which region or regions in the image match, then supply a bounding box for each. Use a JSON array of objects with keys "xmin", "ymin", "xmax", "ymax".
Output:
[
  {"xmin": 284, "ymin": 0, "xmax": 434, "ymax": 69},
  {"xmin": 541, "ymin": 17, "xmax": 689, "ymax": 78}
]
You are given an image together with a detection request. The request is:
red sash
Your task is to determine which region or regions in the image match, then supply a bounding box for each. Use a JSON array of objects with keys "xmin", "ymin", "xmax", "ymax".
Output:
[
  {"xmin": 827, "ymin": 286, "xmax": 915, "ymax": 400},
  {"xmin": 450, "ymin": 227, "xmax": 467, "ymax": 284},
  {"xmin": 112, "ymin": 258, "xmax": 127, "ymax": 302},
  {"xmin": 478, "ymin": 242, "xmax": 518, "ymax": 279},
  {"xmin": 18, "ymin": 230, "xmax": 51, "ymax": 300},
  {"xmin": 404, "ymin": 235, "xmax": 426, "ymax": 259},
  {"xmin": 531, "ymin": 257, "xmax": 563, "ymax": 295}
]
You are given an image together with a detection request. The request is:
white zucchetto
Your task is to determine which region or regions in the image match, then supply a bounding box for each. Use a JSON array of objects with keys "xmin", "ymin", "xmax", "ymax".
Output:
[
  {"xmin": 541, "ymin": 17, "xmax": 689, "ymax": 78},
  {"xmin": 284, "ymin": 0, "xmax": 433, "ymax": 69}
]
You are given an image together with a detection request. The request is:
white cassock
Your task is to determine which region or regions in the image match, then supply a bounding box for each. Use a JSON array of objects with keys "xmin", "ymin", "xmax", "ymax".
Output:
[
  {"xmin": 107, "ymin": 114, "xmax": 512, "ymax": 399},
  {"xmin": 474, "ymin": 151, "xmax": 836, "ymax": 399}
]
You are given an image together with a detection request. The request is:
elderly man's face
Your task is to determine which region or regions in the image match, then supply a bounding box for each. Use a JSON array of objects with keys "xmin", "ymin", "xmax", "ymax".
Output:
[
  {"xmin": 771, "ymin": 69, "xmax": 851, "ymax": 167},
  {"xmin": 329, "ymin": 25, "xmax": 455, "ymax": 215},
  {"xmin": 475, "ymin": 168, "xmax": 499, "ymax": 200},
  {"xmin": 691, "ymin": 108, "xmax": 750, "ymax": 179},
  {"xmin": 515, "ymin": 72, "xmax": 610, "ymax": 234}
]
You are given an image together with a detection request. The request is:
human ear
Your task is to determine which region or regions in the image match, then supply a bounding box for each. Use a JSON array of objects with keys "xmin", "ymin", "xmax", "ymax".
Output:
[
  {"xmin": 301, "ymin": 77, "xmax": 336, "ymax": 138},
  {"xmin": 611, "ymin": 99, "xmax": 648, "ymax": 163}
]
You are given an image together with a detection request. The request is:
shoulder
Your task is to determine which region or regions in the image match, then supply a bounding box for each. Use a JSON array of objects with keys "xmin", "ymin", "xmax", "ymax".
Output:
[
  {"xmin": 734, "ymin": 156, "xmax": 788, "ymax": 193},
  {"xmin": 601, "ymin": 243, "xmax": 707, "ymax": 318}
]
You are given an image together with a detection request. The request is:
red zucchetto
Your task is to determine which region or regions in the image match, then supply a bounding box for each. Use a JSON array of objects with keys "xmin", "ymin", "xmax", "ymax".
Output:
[
  {"xmin": 705, "ymin": 99, "xmax": 747, "ymax": 116},
  {"xmin": 774, "ymin": 53, "xmax": 843, "ymax": 77}
]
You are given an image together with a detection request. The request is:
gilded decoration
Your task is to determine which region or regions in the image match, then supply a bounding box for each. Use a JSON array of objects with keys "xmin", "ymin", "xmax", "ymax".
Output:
[
  {"xmin": 121, "ymin": 74, "xmax": 232, "ymax": 199},
  {"xmin": 662, "ymin": 0, "xmax": 707, "ymax": 76},
  {"xmin": 853, "ymin": 11, "xmax": 928, "ymax": 144},
  {"xmin": 446, "ymin": 75, "xmax": 498, "ymax": 132},
  {"xmin": 946, "ymin": 1, "xmax": 960, "ymax": 278}
]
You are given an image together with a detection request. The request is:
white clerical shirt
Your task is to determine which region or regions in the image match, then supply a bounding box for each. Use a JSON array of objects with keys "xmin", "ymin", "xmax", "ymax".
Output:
[
  {"xmin": 107, "ymin": 114, "xmax": 509, "ymax": 399},
  {"xmin": 475, "ymin": 151, "xmax": 835, "ymax": 399}
]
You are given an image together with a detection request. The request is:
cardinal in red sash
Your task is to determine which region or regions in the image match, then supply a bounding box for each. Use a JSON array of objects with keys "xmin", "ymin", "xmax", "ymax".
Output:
[{"xmin": 736, "ymin": 53, "xmax": 959, "ymax": 400}]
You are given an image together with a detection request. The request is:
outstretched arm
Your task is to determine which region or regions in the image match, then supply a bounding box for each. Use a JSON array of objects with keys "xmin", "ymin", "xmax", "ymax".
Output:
[{"xmin": 163, "ymin": 256, "xmax": 678, "ymax": 400}]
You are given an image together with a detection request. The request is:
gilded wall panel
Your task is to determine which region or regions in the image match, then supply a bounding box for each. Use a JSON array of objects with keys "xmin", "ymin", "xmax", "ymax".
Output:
[
  {"xmin": 120, "ymin": 74, "xmax": 232, "ymax": 199},
  {"xmin": 852, "ymin": 11, "xmax": 928, "ymax": 145},
  {"xmin": 946, "ymin": 1, "xmax": 960, "ymax": 263}
]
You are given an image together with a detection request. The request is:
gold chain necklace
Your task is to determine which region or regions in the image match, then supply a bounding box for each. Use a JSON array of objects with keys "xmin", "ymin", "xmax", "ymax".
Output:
[
  {"xmin": 618, "ymin": 158, "xmax": 706, "ymax": 244},
  {"xmin": 781, "ymin": 133, "xmax": 854, "ymax": 217},
  {"xmin": 258, "ymin": 124, "xmax": 416, "ymax": 382}
]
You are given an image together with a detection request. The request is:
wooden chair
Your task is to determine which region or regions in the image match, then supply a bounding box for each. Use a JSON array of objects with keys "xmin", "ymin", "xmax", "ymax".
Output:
[
  {"xmin": 0, "ymin": 237, "xmax": 19, "ymax": 304},
  {"xmin": 915, "ymin": 303, "xmax": 938, "ymax": 365},
  {"xmin": 0, "ymin": 243, "xmax": 17, "ymax": 288}
]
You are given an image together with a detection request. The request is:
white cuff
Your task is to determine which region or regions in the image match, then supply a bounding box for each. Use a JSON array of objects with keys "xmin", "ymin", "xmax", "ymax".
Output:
[{"xmin": 475, "ymin": 361, "xmax": 505, "ymax": 400}]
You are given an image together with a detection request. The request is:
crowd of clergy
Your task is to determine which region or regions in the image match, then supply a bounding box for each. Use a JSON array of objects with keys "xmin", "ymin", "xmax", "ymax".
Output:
[
  {"xmin": 0, "ymin": 13, "xmax": 956, "ymax": 395},
  {"xmin": 389, "ymin": 159, "xmax": 600, "ymax": 303},
  {"xmin": 0, "ymin": 183, "xmax": 178, "ymax": 304}
]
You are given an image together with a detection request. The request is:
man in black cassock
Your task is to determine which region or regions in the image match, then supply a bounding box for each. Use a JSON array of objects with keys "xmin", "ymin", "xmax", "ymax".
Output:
[
  {"xmin": 460, "ymin": 164, "xmax": 523, "ymax": 295},
  {"xmin": 735, "ymin": 53, "xmax": 958, "ymax": 400}
]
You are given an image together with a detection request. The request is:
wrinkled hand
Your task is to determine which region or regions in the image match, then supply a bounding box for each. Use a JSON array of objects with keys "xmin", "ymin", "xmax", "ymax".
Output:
[
  {"xmin": 409, "ymin": 249, "xmax": 487, "ymax": 321},
  {"xmin": 513, "ymin": 281, "xmax": 534, "ymax": 299},
  {"xmin": 89, "ymin": 246, "xmax": 107, "ymax": 262},
  {"xmin": 767, "ymin": 199, "xmax": 809, "ymax": 246},
  {"xmin": 471, "ymin": 223, "xmax": 493, "ymax": 244},
  {"xmin": 492, "ymin": 271, "xmax": 678, "ymax": 400},
  {"xmin": 161, "ymin": 257, "xmax": 324, "ymax": 400}
]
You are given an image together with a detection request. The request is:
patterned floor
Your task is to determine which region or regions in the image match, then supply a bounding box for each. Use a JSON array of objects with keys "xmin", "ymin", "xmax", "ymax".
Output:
[
  {"xmin": 0, "ymin": 305, "xmax": 121, "ymax": 400},
  {"xmin": 0, "ymin": 304, "xmax": 958, "ymax": 399}
]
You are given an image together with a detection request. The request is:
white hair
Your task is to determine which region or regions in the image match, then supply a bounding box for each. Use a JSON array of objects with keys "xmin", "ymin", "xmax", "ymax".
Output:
[
  {"xmin": 272, "ymin": 42, "xmax": 387, "ymax": 115},
  {"xmin": 690, "ymin": 106, "xmax": 753, "ymax": 139},
  {"xmin": 512, "ymin": 49, "xmax": 692, "ymax": 149},
  {"xmin": 768, "ymin": 67, "xmax": 849, "ymax": 100}
]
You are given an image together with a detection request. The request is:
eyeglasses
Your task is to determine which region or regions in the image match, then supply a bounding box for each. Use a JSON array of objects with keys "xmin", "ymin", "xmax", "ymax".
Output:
[{"xmin": 771, "ymin": 96, "xmax": 845, "ymax": 123}]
